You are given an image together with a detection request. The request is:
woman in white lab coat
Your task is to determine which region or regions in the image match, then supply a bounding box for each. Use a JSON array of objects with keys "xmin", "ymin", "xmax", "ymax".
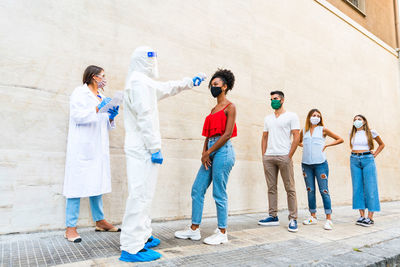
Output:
[{"xmin": 63, "ymin": 65, "xmax": 120, "ymax": 243}]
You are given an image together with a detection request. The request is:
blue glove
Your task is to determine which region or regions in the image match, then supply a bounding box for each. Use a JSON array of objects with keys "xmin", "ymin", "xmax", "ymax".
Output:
[
  {"xmin": 151, "ymin": 151, "xmax": 163, "ymax": 164},
  {"xmin": 97, "ymin": 97, "xmax": 111, "ymax": 111},
  {"xmin": 192, "ymin": 73, "xmax": 207, "ymax": 86},
  {"xmin": 108, "ymin": 106, "xmax": 119, "ymax": 120}
]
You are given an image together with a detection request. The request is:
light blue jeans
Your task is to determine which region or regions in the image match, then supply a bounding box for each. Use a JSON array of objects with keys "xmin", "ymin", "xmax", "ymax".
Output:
[
  {"xmin": 302, "ymin": 161, "xmax": 332, "ymax": 214},
  {"xmin": 350, "ymin": 154, "xmax": 380, "ymax": 212},
  {"xmin": 66, "ymin": 195, "xmax": 104, "ymax": 227},
  {"xmin": 191, "ymin": 137, "xmax": 235, "ymax": 228}
]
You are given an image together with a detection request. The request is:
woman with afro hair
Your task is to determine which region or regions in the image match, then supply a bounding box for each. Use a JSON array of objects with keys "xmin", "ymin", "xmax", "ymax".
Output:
[{"xmin": 175, "ymin": 69, "xmax": 237, "ymax": 245}]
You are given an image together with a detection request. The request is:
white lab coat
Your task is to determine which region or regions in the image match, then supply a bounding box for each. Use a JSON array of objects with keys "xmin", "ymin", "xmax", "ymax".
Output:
[
  {"xmin": 120, "ymin": 46, "xmax": 194, "ymax": 254},
  {"xmin": 63, "ymin": 84, "xmax": 115, "ymax": 198}
]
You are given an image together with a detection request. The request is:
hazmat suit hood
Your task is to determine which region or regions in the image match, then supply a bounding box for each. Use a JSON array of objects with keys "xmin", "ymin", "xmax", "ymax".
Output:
[{"xmin": 126, "ymin": 46, "xmax": 159, "ymax": 82}]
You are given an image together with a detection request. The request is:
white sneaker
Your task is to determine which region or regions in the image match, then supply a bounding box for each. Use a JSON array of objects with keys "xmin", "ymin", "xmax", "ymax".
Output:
[
  {"xmin": 203, "ymin": 228, "xmax": 228, "ymax": 245},
  {"xmin": 174, "ymin": 226, "xmax": 201, "ymax": 241},
  {"xmin": 324, "ymin": 220, "xmax": 333, "ymax": 230},
  {"xmin": 303, "ymin": 217, "xmax": 318, "ymax": 225}
]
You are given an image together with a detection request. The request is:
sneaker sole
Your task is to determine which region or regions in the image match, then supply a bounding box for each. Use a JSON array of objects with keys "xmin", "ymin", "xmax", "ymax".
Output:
[
  {"xmin": 360, "ymin": 224, "xmax": 372, "ymax": 227},
  {"xmin": 288, "ymin": 228, "xmax": 298, "ymax": 232},
  {"xmin": 258, "ymin": 222, "xmax": 280, "ymax": 226},
  {"xmin": 303, "ymin": 222, "xmax": 317, "ymax": 225},
  {"xmin": 203, "ymin": 240, "xmax": 228, "ymax": 245},
  {"xmin": 174, "ymin": 234, "xmax": 201, "ymax": 241}
]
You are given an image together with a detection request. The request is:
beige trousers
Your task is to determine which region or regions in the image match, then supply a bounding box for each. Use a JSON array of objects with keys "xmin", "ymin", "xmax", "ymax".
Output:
[{"xmin": 262, "ymin": 155, "xmax": 298, "ymax": 220}]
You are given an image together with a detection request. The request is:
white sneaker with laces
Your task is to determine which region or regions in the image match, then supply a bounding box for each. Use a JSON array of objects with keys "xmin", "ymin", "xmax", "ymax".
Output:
[
  {"xmin": 324, "ymin": 220, "xmax": 333, "ymax": 230},
  {"xmin": 303, "ymin": 216, "xmax": 317, "ymax": 225},
  {"xmin": 203, "ymin": 228, "xmax": 228, "ymax": 245},
  {"xmin": 174, "ymin": 226, "xmax": 201, "ymax": 240}
]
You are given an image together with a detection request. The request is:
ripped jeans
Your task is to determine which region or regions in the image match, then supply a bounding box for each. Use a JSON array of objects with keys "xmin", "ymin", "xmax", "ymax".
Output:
[{"xmin": 302, "ymin": 161, "xmax": 332, "ymax": 214}]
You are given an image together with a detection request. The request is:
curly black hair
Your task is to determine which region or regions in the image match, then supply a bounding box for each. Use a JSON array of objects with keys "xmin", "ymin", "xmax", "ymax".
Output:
[{"xmin": 208, "ymin": 68, "xmax": 235, "ymax": 94}]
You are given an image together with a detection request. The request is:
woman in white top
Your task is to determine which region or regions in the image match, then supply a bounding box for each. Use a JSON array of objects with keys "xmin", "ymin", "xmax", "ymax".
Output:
[
  {"xmin": 299, "ymin": 109, "xmax": 343, "ymax": 230},
  {"xmin": 350, "ymin": 114, "xmax": 385, "ymax": 227},
  {"xmin": 63, "ymin": 65, "xmax": 120, "ymax": 242}
]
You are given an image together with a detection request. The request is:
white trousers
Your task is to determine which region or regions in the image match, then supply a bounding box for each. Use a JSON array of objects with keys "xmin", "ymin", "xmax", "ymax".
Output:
[{"xmin": 120, "ymin": 153, "xmax": 159, "ymax": 254}]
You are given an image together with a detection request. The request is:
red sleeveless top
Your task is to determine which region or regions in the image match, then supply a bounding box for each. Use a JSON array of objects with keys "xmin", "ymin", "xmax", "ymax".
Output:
[{"xmin": 202, "ymin": 103, "xmax": 237, "ymax": 138}]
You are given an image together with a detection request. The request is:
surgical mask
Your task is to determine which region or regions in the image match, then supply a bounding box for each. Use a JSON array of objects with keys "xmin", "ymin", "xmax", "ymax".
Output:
[
  {"xmin": 211, "ymin": 86, "xmax": 222, "ymax": 98},
  {"xmin": 310, "ymin": 117, "xmax": 320, "ymax": 125},
  {"xmin": 150, "ymin": 58, "xmax": 159, "ymax": 79},
  {"xmin": 271, "ymin": 99, "xmax": 282, "ymax": 110},
  {"xmin": 95, "ymin": 76, "xmax": 107, "ymax": 89},
  {"xmin": 353, "ymin": 120, "xmax": 364, "ymax": 129}
]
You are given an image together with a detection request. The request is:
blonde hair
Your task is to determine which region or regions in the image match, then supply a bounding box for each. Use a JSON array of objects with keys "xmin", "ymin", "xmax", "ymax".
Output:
[
  {"xmin": 305, "ymin": 109, "xmax": 324, "ymax": 133},
  {"xmin": 350, "ymin": 114, "xmax": 374, "ymax": 150}
]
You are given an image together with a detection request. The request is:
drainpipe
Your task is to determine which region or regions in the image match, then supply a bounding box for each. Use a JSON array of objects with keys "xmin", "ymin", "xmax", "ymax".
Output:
[
  {"xmin": 394, "ymin": 0, "xmax": 400, "ymax": 97},
  {"xmin": 394, "ymin": 0, "xmax": 400, "ymax": 55}
]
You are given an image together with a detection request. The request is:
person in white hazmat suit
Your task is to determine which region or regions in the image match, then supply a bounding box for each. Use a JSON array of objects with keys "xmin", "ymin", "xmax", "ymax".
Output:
[{"xmin": 119, "ymin": 46, "xmax": 206, "ymax": 263}]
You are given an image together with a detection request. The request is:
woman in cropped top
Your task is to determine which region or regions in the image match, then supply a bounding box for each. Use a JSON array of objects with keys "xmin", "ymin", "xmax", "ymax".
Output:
[
  {"xmin": 299, "ymin": 109, "xmax": 343, "ymax": 230},
  {"xmin": 175, "ymin": 69, "xmax": 237, "ymax": 245},
  {"xmin": 350, "ymin": 114, "xmax": 385, "ymax": 227}
]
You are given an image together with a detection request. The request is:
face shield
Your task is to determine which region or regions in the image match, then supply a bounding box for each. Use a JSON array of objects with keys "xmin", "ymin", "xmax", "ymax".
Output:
[{"xmin": 147, "ymin": 51, "xmax": 159, "ymax": 79}]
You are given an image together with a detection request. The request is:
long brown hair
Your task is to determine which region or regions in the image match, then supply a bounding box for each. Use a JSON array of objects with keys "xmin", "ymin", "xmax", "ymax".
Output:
[
  {"xmin": 350, "ymin": 114, "xmax": 374, "ymax": 150},
  {"xmin": 305, "ymin": 109, "xmax": 324, "ymax": 133}
]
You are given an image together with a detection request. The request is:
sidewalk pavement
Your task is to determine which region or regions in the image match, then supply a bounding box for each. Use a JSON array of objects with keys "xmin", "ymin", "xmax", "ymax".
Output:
[{"xmin": 1, "ymin": 201, "xmax": 400, "ymax": 267}]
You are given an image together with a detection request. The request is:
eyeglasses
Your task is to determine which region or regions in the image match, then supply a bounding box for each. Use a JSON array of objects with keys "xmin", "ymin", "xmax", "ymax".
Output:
[
  {"xmin": 147, "ymin": 51, "xmax": 157, "ymax": 58},
  {"xmin": 95, "ymin": 74, "xmax": 106, "ymax": 79}
]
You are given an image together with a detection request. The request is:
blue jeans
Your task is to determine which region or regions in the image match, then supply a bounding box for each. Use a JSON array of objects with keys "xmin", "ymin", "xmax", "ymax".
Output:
[
  {"xmin": 66, "ymin": 195, "xmax": 105, "ymax": 227},
  {"xmin": 350, "ymin": 154, "xmax": 380, "ymax": 212},
  {"xmin": 191, "ymin": 137, "xmax": 235, "ymax": 228},
  {"xmin": 302, "ymin": 161, "xmax": 332, "ymax": 214}
]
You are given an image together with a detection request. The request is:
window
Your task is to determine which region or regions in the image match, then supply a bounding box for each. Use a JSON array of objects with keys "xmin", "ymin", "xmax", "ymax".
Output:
[{"xmin": 343, "ymin": 0, "xmax": 366, "ymax": 15}]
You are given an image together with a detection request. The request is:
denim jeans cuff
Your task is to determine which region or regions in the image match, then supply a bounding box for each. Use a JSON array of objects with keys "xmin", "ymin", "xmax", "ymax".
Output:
[
  {"xmin": 218, "ymin": 225, "xmax": 227, "ymax": 229},
  {"xmin": 309, "ymin": 209, "xmax": 317, "ymax": 213},
  {"xmin": 92, "ymin": 215, "xmax": 105, "ymax": 222},
  {"xmin": 324, "ymin": 209, "xmax": 332, "ymax": 215},
  {"xmin": 367, "ymin": 208, "xmax": 381, "ymax": 212},
  {"xmin": 192, "ymin": 221, "xmax": 201, "ymax": 226}
]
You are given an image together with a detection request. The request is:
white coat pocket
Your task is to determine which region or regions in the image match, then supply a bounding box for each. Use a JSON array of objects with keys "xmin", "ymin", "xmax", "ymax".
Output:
[{"xmin": 78, "ymin": 142, "xmax": 95, "ymax": 160}]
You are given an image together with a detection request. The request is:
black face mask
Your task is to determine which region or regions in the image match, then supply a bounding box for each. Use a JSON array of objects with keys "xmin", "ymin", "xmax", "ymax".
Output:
[{"xmin": 210, "ymin": 86, "xmax": 222, "ymax": 98}]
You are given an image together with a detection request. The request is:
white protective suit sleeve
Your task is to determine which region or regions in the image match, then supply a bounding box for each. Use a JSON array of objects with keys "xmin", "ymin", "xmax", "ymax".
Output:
[
  {"xmin": 154, "ymin": 77, "xmax": 194, "ymax": 101},
  {"xmin": 126, "ymin": 79, "xmax": 161, "ymax": 151},
  {"xmin": 70, "ymin": 91, "xmax": 98, "ymax": 124}
]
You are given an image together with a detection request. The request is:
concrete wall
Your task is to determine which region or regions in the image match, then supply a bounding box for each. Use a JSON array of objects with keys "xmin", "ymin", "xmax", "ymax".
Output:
[
  {"xmin": 1, "ymin": 0, "xmax": 400, "ymax": 234},
  {"xmin": 326, "ymin": 0, "xmax": 398, "ymax": 48}
]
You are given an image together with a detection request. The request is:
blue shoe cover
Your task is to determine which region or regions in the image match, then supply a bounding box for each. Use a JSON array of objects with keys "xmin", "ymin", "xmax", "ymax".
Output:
[
  {"xmin": 145, "ymin": 236, "xmax": 161, "ymax": 249},
  {"xmin": 119, "ymin": 248, "xmax": 161, "ymax": 262}
]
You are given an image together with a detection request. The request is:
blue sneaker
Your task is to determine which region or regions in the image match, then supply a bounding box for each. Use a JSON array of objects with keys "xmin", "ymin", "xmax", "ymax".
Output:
[
  {"xmin": 119, "ymin": 248, "xmax": 161, "ymax": 262},
  {"xmin": 145, "ymin": 236, "xmax": 161, "ymax": 249},
  {"xmin": 258, "ymin": 216, "xmax": 279, "ymax": 226},
  {"xmin": 288, "ymin": 219, "xmax": 298, "ymax": 232}
]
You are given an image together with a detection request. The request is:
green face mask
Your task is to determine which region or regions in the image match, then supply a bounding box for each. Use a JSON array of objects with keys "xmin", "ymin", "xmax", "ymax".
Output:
[{"xmin": 271, "ymin": 99, "xmax": 282, "ymax": 110}]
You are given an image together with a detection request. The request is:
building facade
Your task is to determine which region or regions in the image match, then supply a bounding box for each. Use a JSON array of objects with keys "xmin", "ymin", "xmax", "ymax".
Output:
[
  {"xmin": 0, "ymin": 0, "xmax": 399, "ymax": 234},
  {"xmin": 326, "ymin": 0, "xmax": 399, "ymax": 48}
]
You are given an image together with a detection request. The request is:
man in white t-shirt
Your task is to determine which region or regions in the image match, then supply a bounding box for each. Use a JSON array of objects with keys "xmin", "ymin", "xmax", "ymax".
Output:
[{"xmin": 259, "ymin": 90, "xmax": 300, "ymax": 232}]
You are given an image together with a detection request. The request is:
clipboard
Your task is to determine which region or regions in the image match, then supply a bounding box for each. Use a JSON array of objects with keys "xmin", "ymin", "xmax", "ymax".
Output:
[{"xmin": 99, "ymin": 91, "xmax": 123, "ymax": 113}]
